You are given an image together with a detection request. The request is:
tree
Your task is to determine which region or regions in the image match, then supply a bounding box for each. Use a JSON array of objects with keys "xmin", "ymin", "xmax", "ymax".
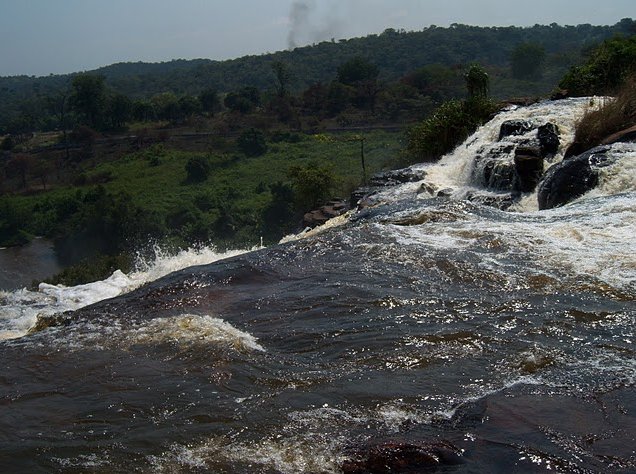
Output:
[
  {"xmin": 199, "ymin": 88, "xmax": 220, "ymax": 116},
  {"xmin": 272, "ymin": 61, "xmax": 292, "ymax": 98},
  {"xmin": 402, "ymin": 64, "xmax": 463, "ymax": 104},
  {"xmin": 105, "ymin": 93, "xmax": 132, "ymax": 129},
  {"xmin": 224, "ymin": 86, "xmax": 261, "ymax": 114},
  {"xmin": 288, "ymin": 162, "xmax": 336, "ymax": 210},
  {"xmin": 465, "ymin": 64, "xmax": 490, "ymax": 99},
  {"xmin": 6, "ymin": 154, "xmax": 32, "ymax": 189},
  {"xmin": 559, "ymin": 35, "xmax": 636, "ymax": 95},
  {"xmin": 70, "ymin": 74, "xmax": 107, "ymax": 129},
  {"xmin": 337, "ymin": 57, "xmax": 379, "ymax": 86},
  {"xmin": 132, "ymin": 100, "xmax": 155, "ymax": 122},
  {"xmin": 178, "ymin": 95, "xmax": 202, "ymax": 118},
  {"xmin": 511, "ymin": 43, "xmax": 546, "ymax": 80},
  {"xmin": 151, "ymin": 92, "xmax": 180, "ymax": 122}
]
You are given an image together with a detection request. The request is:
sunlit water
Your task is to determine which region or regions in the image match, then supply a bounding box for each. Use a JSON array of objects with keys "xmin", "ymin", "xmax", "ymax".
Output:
[{"xmin": 1, "ymin": 99, "xmax": 634, "ymax": 473}]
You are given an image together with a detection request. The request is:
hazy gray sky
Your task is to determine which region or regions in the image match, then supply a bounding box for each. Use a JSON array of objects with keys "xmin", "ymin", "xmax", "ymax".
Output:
[{"xmin": 0, "ymin": 0, "xmax": 633, "ymax": 77}]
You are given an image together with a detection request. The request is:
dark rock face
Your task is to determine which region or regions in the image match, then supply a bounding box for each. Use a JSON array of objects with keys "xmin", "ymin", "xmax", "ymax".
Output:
[
  {"xmin": 341, "ymin": 441, "xmax": 464, "ymax": 474},
  {"xmin": 474, "ymin": 121, "xmax": 559, "ymax": 194},
  {"xmin": 499, "ymin": 120, "xmax": 534, "ymax": 140},
  {"xmin": 514, "ymin": 146, "xmax": 544, "ymax": 192},
  {"xmin": 537, "ymin": 122, "xmax": 560, "ymax": 155},
  {"xmin": 538, "ymin": 145, "xmax": 618, "ymax": 209},
  {"xmin": 303, "ymin": 199, "xmax": 349, "ymax": 228}
]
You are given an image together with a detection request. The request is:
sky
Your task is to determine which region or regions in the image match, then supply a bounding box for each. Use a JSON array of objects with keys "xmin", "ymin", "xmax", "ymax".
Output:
[{"xmin": 0, "ymin": 0, "xmax": 633, "ymax": 77}]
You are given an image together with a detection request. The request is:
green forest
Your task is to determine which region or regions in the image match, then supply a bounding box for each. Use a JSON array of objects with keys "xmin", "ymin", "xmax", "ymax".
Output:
[{"xmin": 1, "ymin": 19, "xmax": 635, "ymax": 286}]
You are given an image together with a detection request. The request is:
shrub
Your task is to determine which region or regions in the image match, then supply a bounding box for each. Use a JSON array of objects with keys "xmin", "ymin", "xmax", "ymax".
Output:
[
  {"xmin": 288, "ymin": 162, "xmax": 336, "ymax": 211},
  {"xmin": 238, "ymin": 128, "xmax": 268, "ymax": 157},
  {"xmin": 406, "ymin": 97, "xmax": 500, "ymax": 161}
]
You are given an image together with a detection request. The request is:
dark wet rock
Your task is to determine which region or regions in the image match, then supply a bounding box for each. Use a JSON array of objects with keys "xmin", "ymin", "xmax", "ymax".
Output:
[
  {"xmin": 437, "ymin": 188, "xmax": 453, "ymax": 198},
  {"xmin": 368, "ymin": 168, "xmax": 427, "ymax": 187},
  {"xmin": 538, "ymin": 145, "xmax": 619, "ymax": 209},
  {"xmin": 513, "ymin": 146, "xmax": 544, "ymax": 192},
  {"xmin": 465, "ymin": 191, "xmax": 517, "ymax": 210},
  {"xmin": 537, "ymin": 122, "xmax": 560, "ymax": 155},
  {"xmin": 499, "ymin": 120, "xmax": 534, "ymax": 140},
  {"xmin": 302, "ymin": 199, "xmax": 349, "ymax": 228},
  {"xmin": 474, "ymin": 153, "xmax": 516, "ymax": 191},
  {"xmin": 27, "ymin": 311, "xmax": 74, "ymax": 334},
  {"xmin": 341, "ymin": 441, "xmax": 464, "ymax": 474}
]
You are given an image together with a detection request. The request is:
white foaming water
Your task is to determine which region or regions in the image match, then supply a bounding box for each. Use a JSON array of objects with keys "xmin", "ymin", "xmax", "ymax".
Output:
[
  {"xmin": 37, "ymin": 313, "xmax": 265, "ymax": 353},
  {"xmin": 421, "ymin": 98, "xmax": 594, "ymax": 194},
  {"xmin": 0, "ymin": 245, "xmax": 257, "ymax": 341},
  {"xmin": 388, "ymin": 192, "xmax": 636, "ymax": 292},
  {"xmin": 366, "ymin": 98, "xmax": 606, "ymax": 209}
]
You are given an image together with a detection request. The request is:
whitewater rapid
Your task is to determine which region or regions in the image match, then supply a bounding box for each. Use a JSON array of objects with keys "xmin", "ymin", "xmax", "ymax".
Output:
[
  {"xmin": 2, "ymin": 98, "xmax": 635, "ymax": 341},
  {"xmin": 0, "ymin": 246, "xmax": 257, "ymax": 340}
]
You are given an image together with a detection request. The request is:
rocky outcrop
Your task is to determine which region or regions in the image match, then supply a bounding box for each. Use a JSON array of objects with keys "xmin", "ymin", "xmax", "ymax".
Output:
[
  {"xmin": 513, "ymin": 145, "xmax": 544, "ymax": 192},
  {"xmin": 498, "ymin": 120, "xmax": 534, "ymax": 140},
  {"xmin": 537, "ymin": 122, "xmax": 560, "ymax": 155},
  {"xmin": 537, "ymin": 145, "xmax": 618, "ymax": 209},
  {"xmin": 350, "ymin": 167, "xmax": 427, "ymax": 209},
  {"xmin": 303, "ymin": 199, "xmax": 349, "ymax": 228},
  {"xmin": 368, "ymin": 168, "xmax": 427, "ymax": 187},
  {"xmin": 473, "ymin": 120, "xmax": 559, "ymax": 195}
]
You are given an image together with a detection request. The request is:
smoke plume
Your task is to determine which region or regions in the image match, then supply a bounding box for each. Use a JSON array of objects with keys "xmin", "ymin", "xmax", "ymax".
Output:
[{"xmin": 287, "ymin": 0, "xmax": 344, "ymax": 49}]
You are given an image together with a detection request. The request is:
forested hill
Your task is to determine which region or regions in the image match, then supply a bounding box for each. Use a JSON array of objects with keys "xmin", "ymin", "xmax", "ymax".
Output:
[{"xmin": 1, "ymin": 18, "xmax": 634, "ymax": 131}]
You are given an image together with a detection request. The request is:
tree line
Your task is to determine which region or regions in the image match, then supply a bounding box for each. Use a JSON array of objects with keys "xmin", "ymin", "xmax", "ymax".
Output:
[{"xmin": 1, "ymin": 18, "xmax": 634, "ymax": 135}]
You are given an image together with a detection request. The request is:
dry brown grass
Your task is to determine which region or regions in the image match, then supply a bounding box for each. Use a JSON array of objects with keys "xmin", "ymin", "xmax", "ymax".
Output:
[{"xmin": 570, "ymin": 76, "xmax": 636, "ymax": 155}]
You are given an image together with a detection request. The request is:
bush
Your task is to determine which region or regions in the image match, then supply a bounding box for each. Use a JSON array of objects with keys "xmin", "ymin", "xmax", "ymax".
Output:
[
  {"xmin": 238, "ymin": 128, "xmax": 268, "ymax": 157},
  {"xmin": 288, "ymin": 162, "xmax": 336, "ymax": 211},
  {"xmin": 185, "ymin": 156, "xmax": 211, "ymax": 182},
  {"xmin": 406, "ymin": 97, "xmax": 500, "ymax": 161}
]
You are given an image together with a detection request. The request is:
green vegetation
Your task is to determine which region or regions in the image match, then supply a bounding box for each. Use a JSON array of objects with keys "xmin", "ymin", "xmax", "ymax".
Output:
[
  {"xmin": 406, "ymin": 64, "xmax": 501, "ymax": 162},
  {"xmin": 2, "ymin": 20, "xmax": 635, "ymax": 286},
  {"xmin": 1, "ymin": 19, "xmax": 634, "ymax": 134},
  {"xmin": 0, "ymin": 130, "xmax": 401, "ymax": 275},
  {"xmin": 559, "ymin": 34, "xmax": 636, "ymax": 95}
]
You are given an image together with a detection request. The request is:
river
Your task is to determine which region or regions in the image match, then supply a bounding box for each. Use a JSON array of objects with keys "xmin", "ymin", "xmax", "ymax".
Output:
[
  {"xmin": 0, "ymin": 238, "xmax": 62, "ymax": 290},
  {"xmin": 0, "ymin": 98, "xmax": 634, "ymax": 473}
]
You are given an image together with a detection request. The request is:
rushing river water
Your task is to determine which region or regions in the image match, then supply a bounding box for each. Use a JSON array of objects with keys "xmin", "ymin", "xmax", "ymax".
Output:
[{"xmin": 1, "ymin": 99, "xmax": 635, "ymax": 473}]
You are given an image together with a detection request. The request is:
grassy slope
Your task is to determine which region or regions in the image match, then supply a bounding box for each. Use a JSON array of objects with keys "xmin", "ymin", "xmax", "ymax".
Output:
[{"xmin": 8, "ymin": 130, "xmax": 403, "ymax": 250}]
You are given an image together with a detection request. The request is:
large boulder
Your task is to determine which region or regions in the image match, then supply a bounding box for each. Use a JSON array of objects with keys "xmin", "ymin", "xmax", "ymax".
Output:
[
  {"xmin": 537, "ymin": 122, "xmax": 560, "ymax": 155},
  {"xmin": 537, "ymin": 145, "xmax": 617, "ymax": 210},
  {"xmin": 513, "ymin": 145, "xmax": 544, "ymax": 192},
  {"xmin": 499, "ymin": 120, "xmax": 534, "ymax": 140}
]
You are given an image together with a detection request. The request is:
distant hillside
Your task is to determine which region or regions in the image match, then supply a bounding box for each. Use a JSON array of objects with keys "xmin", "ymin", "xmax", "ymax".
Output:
[{"xmin": 1, "ymin": 19, "xmax": 634, "ymax": 132}]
